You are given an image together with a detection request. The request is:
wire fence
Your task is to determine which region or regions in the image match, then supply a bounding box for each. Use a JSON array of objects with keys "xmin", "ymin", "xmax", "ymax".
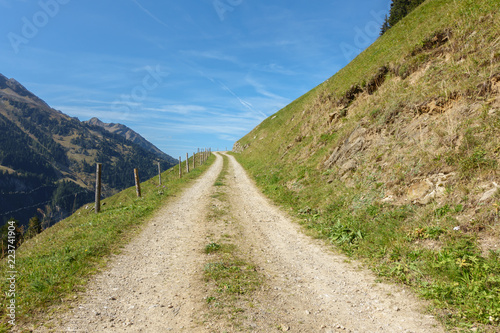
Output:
[
  {"xmin": 1, "ymin": 189, "xmax": 93, "ymax": 216},
  {"xmin": 0, "ymin": 184, "xmax": 57, "ymax": 195},
  {"xmin": 1, "ymin": 149, "xmax": 213, "ymax": 220}
]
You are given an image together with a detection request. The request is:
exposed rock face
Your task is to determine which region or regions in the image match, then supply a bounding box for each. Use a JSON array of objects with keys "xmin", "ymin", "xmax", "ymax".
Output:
[
  {"xmin": 340, "ymin": 159, "xmax": 357, "ymax": 176},
  {"xmin": 479, "ymin": 182, "xmax": 499, "ymax": 202},
  {"xmin": 324, "ymin": 127, "xmax": 367, "ymax": 169},
  {"xmin": 406, "ymin": 173, "xmax": 455, "ymax": 205},
  {"xmin": 232, "ymin": 141, "xmax": 249, "ymax": 153}
]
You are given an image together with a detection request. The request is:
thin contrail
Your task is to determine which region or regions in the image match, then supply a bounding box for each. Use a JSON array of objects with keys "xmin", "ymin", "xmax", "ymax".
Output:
[
  {"xmin": 167, "ymin": 57, "xmax": 268, "ymax": 121},
  {"xmin": 197, "ymin": 69, "xmax": 267, "ymax": 120},
  {"xmin": 218, "ymin": 81, "xmax": 267, "ymax": 119},
  {"xmin": 131, "ymin": 0, "xmax": 170, "ymax": 28}
]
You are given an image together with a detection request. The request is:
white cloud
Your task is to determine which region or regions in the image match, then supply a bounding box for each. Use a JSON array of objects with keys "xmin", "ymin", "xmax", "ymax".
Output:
[
  {"xmin": 143, "ymin": 105, "xmax": 207, "ymax": 115},
  {"xmin": 180, "ymin": 50, "xmax": 241, "ymax": 65},
  {"xmin": 257, "ymin": 63, "xmax": 297, "ymax": 76}
]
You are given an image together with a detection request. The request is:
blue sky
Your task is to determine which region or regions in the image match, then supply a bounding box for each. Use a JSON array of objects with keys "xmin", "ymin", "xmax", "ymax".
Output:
[{"xmin": 1, "ymin": 0, "xmax": 390, "ymax": 158}]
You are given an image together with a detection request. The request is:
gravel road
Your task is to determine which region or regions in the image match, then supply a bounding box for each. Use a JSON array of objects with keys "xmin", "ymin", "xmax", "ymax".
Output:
[{"xmin": 37, "ymin": 152, "xmax": 444, "ymax": 332}]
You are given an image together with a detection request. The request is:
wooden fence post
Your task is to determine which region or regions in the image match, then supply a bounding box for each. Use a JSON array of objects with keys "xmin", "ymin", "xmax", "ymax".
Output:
[
  {"xmin": 95, "ymin": 163, "xmax": 102, "ymax": 213},
  {"xmin": 186, "ymin": 153, "xmax": 189, "ymax": 173},
  {"xmin": 193, "ymin": 152, "xmax": 196, "ymax": 169},
  {"xmin": 179, "ymin": 156, "xmax": 182, "ymax": 178},
  {"xmin": 158, "ymin": 162, "xmax": 161, "ymax": 186},
  {"xmin": 134, "ymin": 168, "xmax": 141, "ymax": 197}
]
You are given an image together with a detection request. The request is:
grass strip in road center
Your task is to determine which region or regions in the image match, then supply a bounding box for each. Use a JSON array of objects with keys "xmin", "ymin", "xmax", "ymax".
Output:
[{"xmin": 202, "ymin": 154, "xmax": 264, "ymax": 330}]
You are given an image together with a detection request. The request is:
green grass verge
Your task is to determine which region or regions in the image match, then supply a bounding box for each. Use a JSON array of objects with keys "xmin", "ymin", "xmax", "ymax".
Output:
[{"xmin": 0, "ymin": 154, "xmax": 215, "ymax": 331}]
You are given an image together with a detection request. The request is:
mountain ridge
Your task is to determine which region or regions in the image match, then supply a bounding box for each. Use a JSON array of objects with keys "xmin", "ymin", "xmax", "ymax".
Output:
[
  {"xmin": 84, "ymin": 117, "xmax": 176, "ymax": 165},
  {"xmin": 0, "ymin": 73, "xmax": 50, "ymax": 108}
]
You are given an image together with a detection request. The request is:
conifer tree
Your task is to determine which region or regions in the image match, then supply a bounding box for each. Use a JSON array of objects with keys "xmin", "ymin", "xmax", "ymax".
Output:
[
  {"xmin": 380, "ymin": 14, "xmax": 391, "ymax": 36},
  {"xmin": 388, "ymin": 0, "xmax": 409, "ymax": 27},
  {"xmin": 0, "ymin": 218, "xmax": 24, "ymax": 258},
  {"xmin": 26, "ymin": 215, "xmax": 42, "ymax": 239},
  {"xmin": 381, "ymin": 0, "xmax": 426, "ymax": 35}
]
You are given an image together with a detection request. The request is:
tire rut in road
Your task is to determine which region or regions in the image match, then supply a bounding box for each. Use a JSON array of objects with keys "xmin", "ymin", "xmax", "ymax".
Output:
[
  {"xmin": 37, "ymin": 154, "xmax": 223, "ymax": 332},
  {"xmin": 200, "ymin": 153, "xmax": 345, "ymax": 332}
]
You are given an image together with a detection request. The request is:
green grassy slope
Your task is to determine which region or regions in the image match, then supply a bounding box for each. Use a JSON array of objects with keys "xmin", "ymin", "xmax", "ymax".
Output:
[
  {"xmin": 234, "ymin": 0, "xmax": 500, "ymax": 331},
  {"xmin": 0, "ymin": 154, "xmax": 214, "ymax": 331}
]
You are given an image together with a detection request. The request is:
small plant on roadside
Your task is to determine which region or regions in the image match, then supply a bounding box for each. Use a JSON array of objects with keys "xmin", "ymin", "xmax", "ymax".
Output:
[
  {"xmin": 206, "ymin": 296, "xmax": 217, "ymax": 304},
  {"xmin": 329, "ymin": 222, "xmax": 364, "ymax": 246},
  {"xmin": 205, "ymin": 242, "xmax": 222, "ymax": 254},
  {"xmin": 406, "ymin": 226, "xmax": 445, "ymax": 241}
]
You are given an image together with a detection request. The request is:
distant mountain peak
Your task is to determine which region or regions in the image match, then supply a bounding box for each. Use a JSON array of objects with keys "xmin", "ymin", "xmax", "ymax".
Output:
[
  {"xmin": 0, "ymin": 73, "xmax": 49, "ymax": 108},
  {"xmin": 86, "ymin": 117, "xmax": 105, "ymax": 127}
]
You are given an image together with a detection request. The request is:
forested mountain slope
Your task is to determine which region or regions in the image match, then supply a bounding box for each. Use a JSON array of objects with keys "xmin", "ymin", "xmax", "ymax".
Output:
[{"xmin": 0, "ymin": 73, "xmax": 176, "ymax": 228}]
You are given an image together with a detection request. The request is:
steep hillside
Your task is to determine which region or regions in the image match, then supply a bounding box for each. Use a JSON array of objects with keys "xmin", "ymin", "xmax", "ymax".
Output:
[
  {"xmin": 234, "ymin": 0, "xmax": 499, "ymax": 330},
  {"xmin": 0, "ymin": 74, "xmax": 176, "ymax": 228}
]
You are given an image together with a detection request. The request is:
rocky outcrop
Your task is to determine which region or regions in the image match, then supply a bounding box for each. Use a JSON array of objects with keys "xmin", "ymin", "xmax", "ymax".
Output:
[
  {"xmin": 232, "ymin": 141, "xmax": 250, "ymax": 153},
  {"xmin": 324, "ymin": 127, "xmax": 367, "ymax": 169},
  {"xmin": 406, "ymin": 173, "xmax": 455, "ymax": 205}
]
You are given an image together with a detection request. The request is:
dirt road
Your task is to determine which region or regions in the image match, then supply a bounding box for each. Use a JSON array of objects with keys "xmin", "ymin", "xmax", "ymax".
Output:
[{"xmin": 39, "ymin": 153, "xmax": 444, "ymax": 332}]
